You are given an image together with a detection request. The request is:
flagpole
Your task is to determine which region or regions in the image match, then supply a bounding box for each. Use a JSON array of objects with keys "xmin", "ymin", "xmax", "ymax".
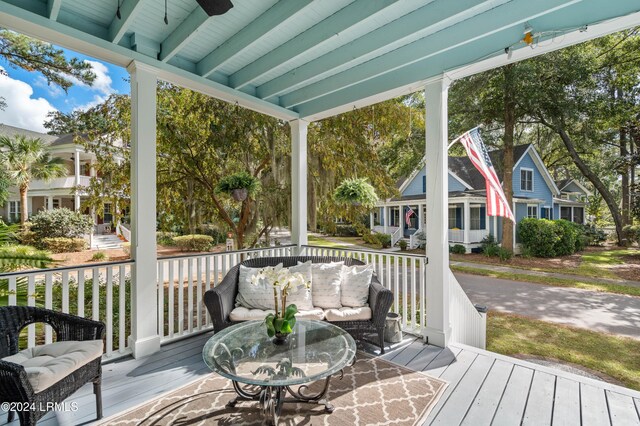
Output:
[{"xmin": 447, "ymin": 125, "xmax": 481, "ymax": 150}]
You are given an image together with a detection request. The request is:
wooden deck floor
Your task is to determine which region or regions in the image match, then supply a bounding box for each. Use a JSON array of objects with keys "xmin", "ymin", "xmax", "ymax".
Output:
[{"xmin": 3, "ymin": 332, "xmax": 640, "ymax": 425}]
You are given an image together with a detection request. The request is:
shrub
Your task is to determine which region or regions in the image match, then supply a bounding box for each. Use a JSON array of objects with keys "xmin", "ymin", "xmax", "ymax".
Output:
[
  {"xmin": 376, "ymin": 233, "xmax": 392, "ymax": 248},
  {"xmin": 122, "ymin": 242, "xmax": 131, "ymax": 256},
  {"xmin": 497, "ymin": 247, "xmax": 513, "ymax": 261},
  {"xmin": 583, "ymin": 224, "xmax": 607, "ymax": 246},
  {"xmin": 450, "ymin": 244, "xmax": 466, "ymax": 254},
  {"xmin": 623, "ymin": 225, "xmax": 640, "ymax": 246},
  {"xmin": 398, "ymin": 240, "xmax": 408, "ymax": 251},
  {"xmin": 480, "ymin": 234, "xmax": 499, "ymax": 257},
  {"xmin": 362, "ymin": 230, "xmax": 379, "ymax": 245},
  {"xmin": 42, "ymin": 237, "xmax": 86, "ymax": 253},
  {"xmin": 172, "ymin": 234, "xmax": 213, "ymax": 252},
  {"xmin": 91, "ymin": 251, "xmax": 108, "ymax": 262},
  {"xmin": 518, "ymin": 218, "xmax": 561, "ymax": 257},
  {"xmin": 335, "ymin": 224, "xmax": 358, "ymax": 237},
  {"xmin": 554, "ymin": 220, "xmax": 579, "ymax": 256},
  {"xmin": 30, "ymin": 208, "xmax": 93, "ymax": 241},
  {"xmin": 156, "ymin": 231, "xmax": 177, "ymax": 246}
]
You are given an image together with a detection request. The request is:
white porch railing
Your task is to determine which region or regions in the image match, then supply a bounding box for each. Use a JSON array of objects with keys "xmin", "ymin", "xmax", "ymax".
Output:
[
  {"xmin": 0, "ymin": 260, "xmax": 134, "ymax": 360},
  {"xmin": 116, "ymin": 222, "xmax": 131, "ymax": 242},
  {"xmin": 157, "ymin": 245, "xmax": 295, "ymax": 344},
  {"xmin": 448, "ymin": 270, "xmax": 486, "ymax": 349},
  {"xmin": 448, "ymin": 229, "xmax": 490, "ymax": 243},
  {"xmin": 301, "ymin": 245, "xmax": 428, "ymax": 335},
  {"xmin": 390, "ymin": 227, "xmax": 403, "ymax": 247}
]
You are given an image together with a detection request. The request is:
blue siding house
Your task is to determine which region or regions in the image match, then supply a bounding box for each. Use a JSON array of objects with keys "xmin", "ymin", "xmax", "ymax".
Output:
[{"xmin": 371, "ymin": 144, "xmax": 589, "ymax": 251}]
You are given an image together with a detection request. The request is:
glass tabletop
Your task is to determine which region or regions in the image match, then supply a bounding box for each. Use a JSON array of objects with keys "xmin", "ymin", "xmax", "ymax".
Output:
[{"xmin": 203, "ymin": 320, "xmax": 356, "ymax": 387}]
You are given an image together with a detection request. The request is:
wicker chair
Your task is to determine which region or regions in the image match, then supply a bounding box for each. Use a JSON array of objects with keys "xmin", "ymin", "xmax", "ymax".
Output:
[
  {"xmin": 0, "ymin": 306, "xmax": 104, "ymax": 426},
  {"xmin": 204, "ymin": 256, "xmax": 394, "ymax": 353}
]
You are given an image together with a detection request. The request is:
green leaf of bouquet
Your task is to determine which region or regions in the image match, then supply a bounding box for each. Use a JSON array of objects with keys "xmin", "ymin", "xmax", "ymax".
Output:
[
  {"xmin": 284, "ymin": 304, "xmax": 297, "ymax": 321},
  {"xmin": 274, "ymin": 317, "xmax": 284, "ymax": 333},
  {"xmin": 280, "ymin": 320, "xmax": 293, "ymax": 334},
  {"xmin": 265, "ymin": 314, "xmax": 275, "ymax": 337}
]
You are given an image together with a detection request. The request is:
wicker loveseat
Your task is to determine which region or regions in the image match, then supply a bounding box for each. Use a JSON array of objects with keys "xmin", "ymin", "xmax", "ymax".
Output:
[
  {"xmin": 204, "ymin": 256, "xmax": 394, "ymax": 353},
  {"xmin": 0, "ymin": 306, "xmax": 104, "ymax": 426}
]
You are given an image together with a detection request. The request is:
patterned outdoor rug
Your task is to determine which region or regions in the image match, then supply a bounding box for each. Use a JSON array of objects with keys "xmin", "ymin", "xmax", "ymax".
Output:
[{"xmin": 100, "ymin": 354, "xmax": 447, "ymax": 425}]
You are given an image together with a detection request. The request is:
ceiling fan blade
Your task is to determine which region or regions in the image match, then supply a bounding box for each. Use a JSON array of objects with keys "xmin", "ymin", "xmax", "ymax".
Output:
[{"xmin": 197, "ymin": 0, "xmax": 233, "ymax": 16}]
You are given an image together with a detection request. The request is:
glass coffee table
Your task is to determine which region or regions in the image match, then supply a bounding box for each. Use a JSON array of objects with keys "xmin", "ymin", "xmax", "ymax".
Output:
[{"xmin": 203, "ymin": 320, "xmax": 356, "ymax": 425}]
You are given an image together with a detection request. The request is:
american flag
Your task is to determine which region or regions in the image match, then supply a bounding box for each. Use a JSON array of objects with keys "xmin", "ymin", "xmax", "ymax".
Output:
[
  {"xmin": 405, "ymin": 207, "xmax": 415, "ymax": 226},
  {"xmin": 458, "ymin": 128, "xmax": 515, "ymax": 222}
]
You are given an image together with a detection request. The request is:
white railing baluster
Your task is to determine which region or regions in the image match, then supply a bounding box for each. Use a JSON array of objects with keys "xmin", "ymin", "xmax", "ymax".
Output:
[
  {"xmin": 196, "ymin": 257, "xmax": 202, "ymax": 330},
  {"xmin": 157, "ymin": 260, "xmax": 164, "ymax": 339},
  {"xmin": 177, "ymin": 259, "xmax": 184, "ymax": 335},
  {"xmin": 106, "ymin": 266, "xmax": 113, "ymax": 356},
  {"xmin": 411, "ymin": 258, "xmax": 417, "ymax": 331},
  {"xmin": 27, "ymin": 275, "xmax": 35, "ymax": 347},
  {"xmin": 402, "ymin": 256, "xmax": 408, "ymax": 329},
  {"xmin": 8, "ymin": 276, "xmax": 16, "ymax": 306},
  {"xmin": 44, "ymin": 273, "xmax": 53, "ymax": 344},
  {"xmin": 168, "ymin": 260, "xmax": 175, "ymax": 339},
  {"xmin": 420, "ymin": 258, "xmax": 426, "ymax": 330},
  {"xmin": 187, "ymin": 257, "xmax": 193, "ymax": 333},
  {"xmin": 92, "ymin": 267, "xmax": 99, "ymax": 321},
  {"xmin": 61, "ymin": 271, "xmax": 69, "ymax": 314},
  {"xmin": 205, "ymin": 256, "xmax": 211, "ymax": 326},
  {"xmin": 119, "ymin": 265, "xmax": 126, "ymax": 353},
  {"xmin": 77, "ymin": 269, "xmax": 85, "ymax": 317},
  {"xmin": 393, "ymin": 256, "xmax": 399, "ymax": 314}
]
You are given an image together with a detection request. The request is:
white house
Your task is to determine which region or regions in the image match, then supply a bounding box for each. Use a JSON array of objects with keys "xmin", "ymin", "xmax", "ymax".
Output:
[{"xmin": 0, "ymin": 123, "xmax": 114, "ymax": 232}]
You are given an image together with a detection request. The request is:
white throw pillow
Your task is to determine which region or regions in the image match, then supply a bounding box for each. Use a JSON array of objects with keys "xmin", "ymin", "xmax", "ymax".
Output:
[
  {"xmin": 307, "ymin": 261, "xmax": 344, "ymax": 309},
  {"xmin": 286, "ymin": 261, "xmax": 313, "ymax": 310},
  {"xmin": 235, "ymin": 264, "xmax": 281, "ymax": 310},
  {"xmin": 341, "ymin": 264, "xmax": 373, "ymax": 307}
]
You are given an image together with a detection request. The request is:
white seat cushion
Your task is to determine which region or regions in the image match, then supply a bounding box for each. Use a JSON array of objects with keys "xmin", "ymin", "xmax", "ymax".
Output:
[
  {"xmin": 324, "ymin": 306, "xmax": 372, "ymax": 322},
  {"xmin": 229, "ymin": 307, "xmax": 275, "ymax": 321},
  {"xmin": 2, "ymin": 340, "xmax": 103, "ymax": 393},
  {"xmin": 295, "ymin": 308, "xmax": 325, "ymax": 320},
  {"xmin": 341, "ymin": 264, "xmax": 373, "ymax": 307},
  {"xmin": 308, "ymin": 261, "xmax": 344, "ymax": 309}
]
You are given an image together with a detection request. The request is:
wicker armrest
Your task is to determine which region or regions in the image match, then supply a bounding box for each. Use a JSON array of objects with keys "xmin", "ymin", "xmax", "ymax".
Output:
[
  {"xmin": 369, "ymin": 278, "xmax": 394, "ymax": 328},
  {"xmin": 204, "ymin": 265, "xmax": 240, "ymax": 332},
  {"xmin": 0, "ymin": 360, "xmax": 34, "ymax": 400},
  {"xmin": 47, "ymin": 310, "xmax": 105, "ymax": 342}
]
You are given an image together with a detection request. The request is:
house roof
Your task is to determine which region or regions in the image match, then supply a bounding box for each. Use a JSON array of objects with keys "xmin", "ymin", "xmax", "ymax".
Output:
[
  {"xmin": 555, "ymin": 178, "xmax": 593, "ymax": 196},
  {"xmin": 1, "ymin": 1, "xmax": 638, "ymax": 122},
  {"xmin": 0, "ymin": 123, "xmax": 58, "ymax": 144}
]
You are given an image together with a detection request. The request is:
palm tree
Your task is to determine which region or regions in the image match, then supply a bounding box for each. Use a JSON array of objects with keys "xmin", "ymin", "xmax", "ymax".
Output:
[{"xmin": 0, "ymin": 135, "xmax": 67, "ymax": 226}]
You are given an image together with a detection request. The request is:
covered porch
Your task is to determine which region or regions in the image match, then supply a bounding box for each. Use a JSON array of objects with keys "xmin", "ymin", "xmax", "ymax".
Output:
[{"xmin": 1, "ymin": 0, "xmax": 640, "ymax": 423}]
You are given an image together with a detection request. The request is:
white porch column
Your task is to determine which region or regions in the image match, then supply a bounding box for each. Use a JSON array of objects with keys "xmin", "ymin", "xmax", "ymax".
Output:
[
  {"xmin": 369, "ymin": 212, "xmax": 374, "ymax": 229},
  {"xmin": 47, "ymin": 196, "xmax": 53, "ymax": 211},
  {"xmin": 291, "ymin": 119, "xmax": 308, "ymax": 247},
  {"xmin": 423, "ymin": 76, "xmax": 451, "ymax": 347},
  {"xmin": 418, "ymin": 204, "xmax": 424, "ymax": 229},
  {"xmin": 382, "ymin": 206, "xmax": 388, "ymax": 234},
  {"xmin": 74, "ymin": 149, "xmax": 81, "ymax": 211},
  {"xmin": 127, "ymin": 61, "xmax": 161, "ymax": 358},
  {"xmin": 463, "ymin": 199, "xmax": 470, "ymax": 246}
]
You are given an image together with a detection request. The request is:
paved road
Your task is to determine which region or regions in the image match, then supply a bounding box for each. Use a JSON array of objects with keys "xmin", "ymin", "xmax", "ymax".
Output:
[{"xmin": 454, "ymin": 272, "xmax": 640, "ymax": 341}]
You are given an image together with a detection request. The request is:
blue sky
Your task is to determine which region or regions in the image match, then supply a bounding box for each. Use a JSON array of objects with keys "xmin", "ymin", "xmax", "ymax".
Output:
[{"xmin": 0, "ymin": 45, "xmax": 130, "ymax": 133}]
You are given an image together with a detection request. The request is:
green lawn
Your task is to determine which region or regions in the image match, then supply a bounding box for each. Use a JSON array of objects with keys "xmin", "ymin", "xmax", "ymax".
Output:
[
  {"xmin": 451, "ymin": 265, "xmax": 640, "ymax": 297},
  {"xmin": 488, "ymin": 312, "xmax": 640, "ymax": 391},
  {"xmin": 307, "ymin": 235, "xmax": 349, "ymax": 248}
]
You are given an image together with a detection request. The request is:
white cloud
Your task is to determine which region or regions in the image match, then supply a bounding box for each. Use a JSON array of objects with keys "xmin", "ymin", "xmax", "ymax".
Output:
[
  {"xmin": 74, "ymin": 94, "xmax": 108, "ymax": 112},
  {"xmin": 67, "ymin": 60, "xmax": 114, "ymax": 97},
  {"xmin": 0, "ymin": 67, "xmax": 57, "ymax": 133},
  {"xmin": 33, "ymin": 75, "xmax": 64, "ymax": 98}
]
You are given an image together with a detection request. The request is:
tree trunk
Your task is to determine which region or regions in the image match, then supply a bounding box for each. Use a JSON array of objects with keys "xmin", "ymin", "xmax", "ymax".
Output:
[
  {"xmin": 554, "ymin": 125, "xmax": 626, "ymax": 245},
  {"xmin": 19, "ymin": 184, "xmax": 28, "ymax": 226},
  {"xmin": 620, "ymin": 126, "xmax": 630, "ymax": 227},
  {"xmin": 308, "ymin": 174, "xmax": 317, "ymax": 232},
  {"xmin": 501, "ymin": 65, "xmax": 516, "ymax": 252}
]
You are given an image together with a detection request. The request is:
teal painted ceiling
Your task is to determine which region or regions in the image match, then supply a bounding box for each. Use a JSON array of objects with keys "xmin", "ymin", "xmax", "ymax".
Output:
[{"xmin": 1, "ymin": 0, "xmax": 639, "ymax": 119}]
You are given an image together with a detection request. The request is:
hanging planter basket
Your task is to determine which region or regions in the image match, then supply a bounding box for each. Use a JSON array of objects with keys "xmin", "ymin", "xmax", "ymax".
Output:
[
  {"xmin": 334, "ymin": 177, "xmax": 379, "ymax": 209},
  {"xmin": 215, "ymin": 171, "xmax": 261, "ymax": 202},
  {"xmin": 231, "ymin": 188, "xmax": 248, "ymax": 202}
]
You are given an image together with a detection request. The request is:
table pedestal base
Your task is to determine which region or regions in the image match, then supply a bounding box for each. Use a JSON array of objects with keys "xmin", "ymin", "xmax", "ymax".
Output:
[{"xmin": 227, "ymin": 371, "xmax": 342, "ymax": 425}]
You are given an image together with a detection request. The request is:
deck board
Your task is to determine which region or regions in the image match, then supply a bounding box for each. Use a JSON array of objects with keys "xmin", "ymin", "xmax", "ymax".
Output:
[
  {"xmin": 607, "ymin": 391, "xmax": 640, "ymax": 426},
  {"xmin": 429, "ymin": 354, "xmax": 494, "ymax": 425},
  {"xmin": 580, "ymin": 383, "xmax": 611, "ymax": 426},
  {"xmin": 552, "ymin": 377, "xmax": 581, "ymax": 426},
  {"xmin": 4, "ymin": 335, "xmax": 640, "ymax": 425},
  {"xmin": 460, "ymin": 359, "xmax": 514, "ymax": 425},
  {"xmin": 522, "ymin": 370, "xmax": 557, "ymax": 425},
  {"xmin": 492, "ymin": 365, "xmax": 535, "ymax": 426}
]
